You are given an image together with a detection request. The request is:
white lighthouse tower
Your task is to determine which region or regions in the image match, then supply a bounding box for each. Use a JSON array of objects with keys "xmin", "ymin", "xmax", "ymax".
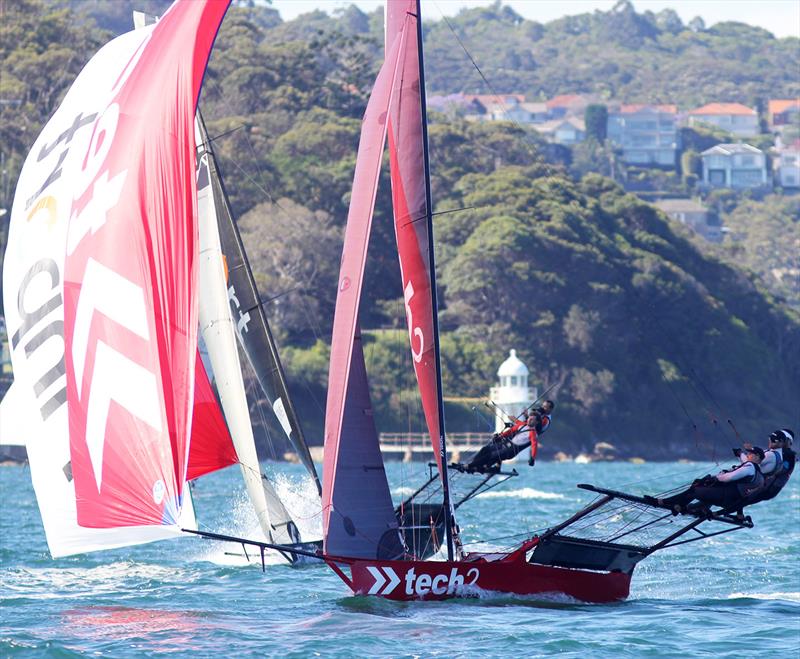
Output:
[{"xmin": 489, "ymin": 349, "xmax": 537, "ymax": 433}]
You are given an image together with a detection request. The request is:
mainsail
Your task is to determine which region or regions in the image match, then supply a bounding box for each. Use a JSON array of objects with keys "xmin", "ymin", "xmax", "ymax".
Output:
[
  {"xmin": 1, "ymin": 0, "xmax": 230, "ymax": 556},
  {"xmin": 386, "ymin": 0, "xmax": 456, "ymax": 559},
  {"xmin": 195, "ymin": 121, "xmax": 300, "ymax": 545},
  {"xmin": 195, "ymin": 115, "xmax": 321, "ymax": 496},
  {"xmin": 322, "ymin": 29, "xmax": 408, "ymax": 559},
  {"xmin": 385, "ymin": 0, "xmax": 444, "ymax": 473}
]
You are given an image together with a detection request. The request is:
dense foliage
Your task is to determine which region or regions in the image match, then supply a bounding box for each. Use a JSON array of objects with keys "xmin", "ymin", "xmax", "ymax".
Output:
[
  {"xmin": 419, "ymin": 0, "xmax": 799, "ymax": 106},
  {"xmin": 1, "ymin": 0, "xmax": 798, "ymax": 459},
  {"xmin": 712, "ymin": 195, "xmax": 800, "ymax": 309}
]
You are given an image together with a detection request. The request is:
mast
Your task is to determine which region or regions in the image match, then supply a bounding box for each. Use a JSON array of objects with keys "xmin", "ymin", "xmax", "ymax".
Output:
[
  {"xmin": 196, "ymin": 113, "xmax": 322, "ymax": 495},
  {"xmin": 413, "ymin": 0, "xmax": 455, "ymax": 561}
]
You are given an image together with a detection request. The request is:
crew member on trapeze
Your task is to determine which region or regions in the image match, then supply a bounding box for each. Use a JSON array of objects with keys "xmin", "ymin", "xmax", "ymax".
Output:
[
  {"xmin": 652, "ymin": 445, "xmax": 766, "ymax": 515},
  {"xmin": 736, "ymin": 428, "xmax": 795, "ymax": 503},
  {"xmin": 465, "ymin": 400, "xmax": 555, "ymax": 473}
]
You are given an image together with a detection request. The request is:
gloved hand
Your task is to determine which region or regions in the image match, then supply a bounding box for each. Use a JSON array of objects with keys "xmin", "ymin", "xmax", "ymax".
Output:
[
  {"xmin": 528, "ymin": 457, "xmax": 535, "ymax": 466},
  {"xmin": 692, "ymin": 474, "xmax": 713, "ymax": 486}
]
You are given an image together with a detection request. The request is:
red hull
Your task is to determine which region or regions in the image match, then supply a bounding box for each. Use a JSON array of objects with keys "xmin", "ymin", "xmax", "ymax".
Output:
[{"xmin": 327, "ymin": 549, "xmax": 632, "ymax": 603}]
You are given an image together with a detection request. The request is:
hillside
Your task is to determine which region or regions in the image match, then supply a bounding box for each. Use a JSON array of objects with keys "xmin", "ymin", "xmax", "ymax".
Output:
[
  {"xmin": 1, "ymin": 0, "xmax": 798, "ymax": 460},
  {"xmin": 420, "ymin": 0, "xmax": 799, "ymax": 106}
]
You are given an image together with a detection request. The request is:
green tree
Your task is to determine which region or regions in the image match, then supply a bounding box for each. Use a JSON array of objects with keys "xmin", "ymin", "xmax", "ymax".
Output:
[
  {"xmin": 237, "ymin": 198, "xmax": 342, "ymax": 343},
  {"xmin": 584, "ymin": 104, "xmax": 608, "ymax": 142}
]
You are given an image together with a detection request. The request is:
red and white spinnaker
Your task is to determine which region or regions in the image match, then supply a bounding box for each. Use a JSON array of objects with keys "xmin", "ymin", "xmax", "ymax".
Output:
[{"xmin": 1, "ymin": 0, "xmax": 231, "ymax": 557}]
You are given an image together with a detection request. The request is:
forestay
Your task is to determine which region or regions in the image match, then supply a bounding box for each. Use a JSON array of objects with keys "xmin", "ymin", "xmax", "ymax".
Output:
[{"xmin": 0, "ymin": 0, "xmax": 230, "ymax": 556}]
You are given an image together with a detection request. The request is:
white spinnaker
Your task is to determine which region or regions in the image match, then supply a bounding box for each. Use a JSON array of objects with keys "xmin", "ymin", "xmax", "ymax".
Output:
[
  {"xmin": 0, "ymin": 383, "xmax": 28, "ymax": 446},
  {"xmin": 0, "ymin": 27, "xmax": 195, "ymax": 557},
  {"xmin": 195, "ymin": 123, "xmax": 296, "ymax": 546}
]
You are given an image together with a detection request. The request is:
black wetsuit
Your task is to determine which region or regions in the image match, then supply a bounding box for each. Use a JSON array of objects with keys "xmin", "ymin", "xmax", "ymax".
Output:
[
  {"xmin": 467, "ymin": 411, "xmax": 552, "ymax": 472},
  {"xmin": 664, "ymin": 461, "xmax": 765, "ymax": 511},
  {"xmin": 467, "ymin": 420, "xmax": 527, "ymax": 472}
]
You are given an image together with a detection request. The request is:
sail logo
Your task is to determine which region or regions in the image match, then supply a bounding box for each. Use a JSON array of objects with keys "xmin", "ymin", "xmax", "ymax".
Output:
[
  {"xmin": 26, "ymin": 196, "xmax": 58, "ymax": 228},
  {"xmin": 66, "ymin": 104, "xmax": 128, "ymax": 255},
  {"xmin": 403, "ymin": 280, "xmax": 424, "ymax": 363},
  {"xmin": 64, "ymin": 99, "xmax": 164, "ymax": 495},
  {"xmin": 10, "ymin": 258, "xmax": 67, "ymax": 421},
  {"xmin": 25, "ymin": 111, "xmax": 98, "ymax": 212},
  {"xmin": 7, "ymin": 109, "xmax": 106, "ymax": 423},
  {"xmin": 228, "ymin": 285, "xmax": 251, "ymax": 336}
]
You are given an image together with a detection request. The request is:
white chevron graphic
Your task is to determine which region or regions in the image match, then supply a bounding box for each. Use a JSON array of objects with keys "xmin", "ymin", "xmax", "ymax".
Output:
[
  {"xmin": 72, "ymin": 258, "xmax": 149, "ymax": 387},
  {"xmin": 366, "ymin": 566, "xmax": 386, "ymax": 594},
  {"xmin": 367, "ymin": 566, "xmax": 400, "ymax": 595},
  {"xmin": 85, "ymin": 341, "xmax": 162, "ymax": 490},
  {"xmin": 71, "ymin": 258, "xmax": 160, "ymax": 490},
  {"xmin": 382, "ymin": 567, "xmax": 400, "ymax": 594}
]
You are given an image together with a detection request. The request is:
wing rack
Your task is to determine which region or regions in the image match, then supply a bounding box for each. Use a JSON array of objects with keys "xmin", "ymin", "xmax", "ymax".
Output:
[{"xmin": 527, "ymin": 483, "xmax": 754, "ymax": 575}]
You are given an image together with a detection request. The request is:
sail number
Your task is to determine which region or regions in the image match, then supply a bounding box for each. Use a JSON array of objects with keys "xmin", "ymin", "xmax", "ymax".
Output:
[{"xmin": 403, "ymin": 281, "xmax": 424, "ymax": 363}]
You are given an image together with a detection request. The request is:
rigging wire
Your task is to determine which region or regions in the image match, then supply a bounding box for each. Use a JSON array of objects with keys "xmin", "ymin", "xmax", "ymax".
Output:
[
  {"xmin": 626, "ymin": 285, "xmax": 737, "ymax": 463},
  {"xmin": 203, "ymin": 118, "xmax": 330, "ymax": 441},
  {"xmin": 430, "ymin": 0, "xmax": 556, "ymax": 175}
]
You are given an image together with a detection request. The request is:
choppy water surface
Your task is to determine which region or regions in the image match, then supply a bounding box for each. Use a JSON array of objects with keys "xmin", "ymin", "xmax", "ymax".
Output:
[{"xmin": 2, "ymin": 460, "xmax": 798, "ymax": 657}]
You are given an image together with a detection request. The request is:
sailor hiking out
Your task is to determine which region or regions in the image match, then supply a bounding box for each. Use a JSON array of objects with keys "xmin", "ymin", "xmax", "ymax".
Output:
[
  {"xmin": 466, "ymin": 401, "xmax": 554, "ymax": 473},
  {"xmin": 654, "ymin": 446, "xmax": 766, "ymax": 515},
  {"xmin": 741, "ymin": 428, "xmax": 795, "ymax": 504}
]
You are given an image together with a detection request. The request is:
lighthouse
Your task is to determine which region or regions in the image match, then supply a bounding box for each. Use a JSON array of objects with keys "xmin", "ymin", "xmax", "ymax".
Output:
[{"xmin": 489, "ymin": 349, "xmax": 537, "ymax": 433}]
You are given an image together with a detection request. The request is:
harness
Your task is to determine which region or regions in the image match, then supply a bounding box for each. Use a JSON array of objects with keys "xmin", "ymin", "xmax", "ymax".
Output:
[
  {"xmin": 759, "ymin": 449, "xmax": 796, "ymax": 502},
  {"xmin": 735, "ymin": 462, "xmax": 764, "ymax": 498},
  {"xmin": 537, "ymin": 413, "xmax": 552, "ymax": 436}
]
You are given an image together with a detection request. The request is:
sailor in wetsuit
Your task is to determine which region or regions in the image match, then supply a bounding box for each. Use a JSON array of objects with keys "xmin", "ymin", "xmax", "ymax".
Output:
[
  {"xmin": 657, "ymin": 446, "xmax": 765, "ymax": 514},
  {"xmin": 466, "ymin": 400, "xmax": 554, "ymax": 473},
  {"xmin": 741, "ymin": 428, "xmax": 795, "ymax": 504}
]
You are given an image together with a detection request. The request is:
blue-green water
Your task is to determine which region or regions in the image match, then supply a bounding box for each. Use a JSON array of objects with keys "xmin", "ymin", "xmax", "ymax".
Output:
[{"xmin": 2, "ymin": 460, "xmax": 798, "ymax": 657}]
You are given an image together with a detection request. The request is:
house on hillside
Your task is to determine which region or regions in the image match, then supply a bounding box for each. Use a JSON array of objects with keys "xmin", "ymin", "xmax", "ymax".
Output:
[
  {"xmin": 768, "ymin": 99, "xmax": 800, "ymax": 133},
  {"xmin": 462, "ymin": 94, "xmax": 526, "ymax": 121},
  {"xmin": 653, "ymin": 198, "xmax": 721, "ymax": 242},
  {"xmin": 700, "ymin": 143, "xmax": 769, "ymax": 189},
  {"xmin": 606, "ymin": 104, "xmax": 678, "ymax": 166},
  {"xmin": 688, "ymin": 103, "xmax": 759, "ymax": 137},
  {"xmin": 546, "ymin": 94, "xmax": 591, "ymax": 119},
  {"xmin": 427, "ymin": 93, "xmax": 470, "ymax": 116},
  {"xmin": 534, "ymin": 117, "xmax": 585, "ymax": 145},
  {"xmin": 483, "ymin": 100, "xmax": 548, "ymax": 124},
  {"xmin": 774, "ymin": 139, "xmax": 800, "ymax": 188}
]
